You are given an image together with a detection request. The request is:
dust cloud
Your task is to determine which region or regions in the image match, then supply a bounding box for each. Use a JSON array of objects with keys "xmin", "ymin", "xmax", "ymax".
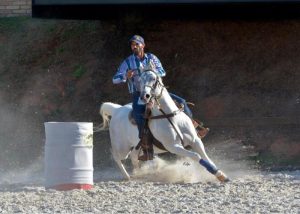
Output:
[
  {"xmin": 94, "ymin": 137, "xmax": 259, "ymax": 183},
  {"xmin": 0, "ymin": 95, "xmax": 44, "ymax": 185},
  {"xmin": 132, "ymin": 157, "xmax": 214, "ymax": 183},
  {"xmin": 130, "ymin": 146, "xmax": 259, "ymax": 183},
  {"xmin": 0, "ymin": 156, "xmax": 43, "ymax": 185}
]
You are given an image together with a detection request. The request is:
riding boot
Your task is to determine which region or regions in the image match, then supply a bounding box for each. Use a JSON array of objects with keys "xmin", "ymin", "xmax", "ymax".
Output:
[
  {"xmin": 192, "ymin": 119, "xmax": 210, "ymax": 139},
  {"xmin": 138, "ymin": 147, "xmax": 154, "ymax": 161},
  {"xmin": 138, "ymin": 124, "xmax": 154, "ymax": 161}
]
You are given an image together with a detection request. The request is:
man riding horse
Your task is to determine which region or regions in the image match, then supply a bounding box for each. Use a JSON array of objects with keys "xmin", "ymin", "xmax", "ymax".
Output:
[{"xmin": 113, "ymin": 35, "xmax": 209, "ymax": 161}]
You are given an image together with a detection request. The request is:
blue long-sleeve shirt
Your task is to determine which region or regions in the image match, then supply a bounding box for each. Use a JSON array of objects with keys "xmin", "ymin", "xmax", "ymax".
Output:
[{"xmin": 113, "ymin": 53, "xmax": 166, "ymax": 93}]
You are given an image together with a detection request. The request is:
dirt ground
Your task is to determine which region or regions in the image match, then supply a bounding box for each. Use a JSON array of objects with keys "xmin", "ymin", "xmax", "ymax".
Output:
[{"xmin": 0, "ymin": 16, "xmax": 299, "ymax": 172}]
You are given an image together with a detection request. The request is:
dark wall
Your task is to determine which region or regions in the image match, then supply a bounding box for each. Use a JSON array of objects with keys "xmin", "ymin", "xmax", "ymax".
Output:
[
  {"xmin": 33, "ymin": 0, "xmax": 300, "ymax": 4},
  {"xmin": 32, "ymin": 2, "xmax": 300, "ymax": 19}
]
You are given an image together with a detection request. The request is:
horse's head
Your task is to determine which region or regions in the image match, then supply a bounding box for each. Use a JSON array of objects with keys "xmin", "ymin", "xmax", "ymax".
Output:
[{"xmin": 139, "ymin": 70, "xmax": 164, "ymax": 104}]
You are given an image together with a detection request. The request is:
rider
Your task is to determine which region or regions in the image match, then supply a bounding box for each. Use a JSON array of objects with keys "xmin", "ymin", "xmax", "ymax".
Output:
[{"xmin": 113, "ymin": 35, "xmax": 208, "ymax": 161}]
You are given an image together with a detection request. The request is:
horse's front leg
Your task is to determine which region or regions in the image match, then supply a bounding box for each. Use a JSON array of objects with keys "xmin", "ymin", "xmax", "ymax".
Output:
[
  {"xmin": 191, "ymin": 138, "xmax": 230, "ymax": 182},
  {"xmin": 165, "ymin": 141, "xmax": 229, "ymax": 183},
  {"xmin": 165, "ymin": 143, "xmax": 212, "ymax": 170}
]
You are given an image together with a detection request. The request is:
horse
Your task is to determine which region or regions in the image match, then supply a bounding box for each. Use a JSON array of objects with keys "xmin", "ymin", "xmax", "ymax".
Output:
[{"xmin": 99, "ymin": 70, "xmax": 229, "ymax": 182}]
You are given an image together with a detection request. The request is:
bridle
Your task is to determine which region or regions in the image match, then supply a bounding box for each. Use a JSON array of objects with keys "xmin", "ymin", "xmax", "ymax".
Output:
[{"xmin": 141, "ymin": 69, "xmax": 165, "ymax": 102}]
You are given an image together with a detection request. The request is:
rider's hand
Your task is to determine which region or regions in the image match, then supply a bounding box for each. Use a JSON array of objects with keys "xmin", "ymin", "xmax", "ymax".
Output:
[{"xmin": 126, "ymin": 70, "xmax": 134, "ymax": 79}]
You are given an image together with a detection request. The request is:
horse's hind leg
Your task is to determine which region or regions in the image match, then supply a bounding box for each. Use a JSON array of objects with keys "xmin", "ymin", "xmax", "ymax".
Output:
[
  {"xmin": 191, "ymin": 138, "xmax": 229, "ymax": 182},
  {"xmin": 115, "ymin": 159, "xmax": 130, "ymax": 180},
  {"xmin": 111, "ymin": 147, "xmax": 131, "ymax": 180}
]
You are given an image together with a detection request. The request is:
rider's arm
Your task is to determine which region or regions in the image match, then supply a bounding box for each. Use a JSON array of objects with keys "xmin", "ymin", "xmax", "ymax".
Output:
[
  {"xmin": 151, "ymin": 54, "xmax": 166, "ymax": 77},
  {"xmin": 113, "ymin": 61, "xmax": 129, "ymax": 84}
]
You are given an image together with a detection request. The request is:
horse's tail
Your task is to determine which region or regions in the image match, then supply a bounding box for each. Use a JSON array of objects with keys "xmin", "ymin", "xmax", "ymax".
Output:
[{"xmin": 95, "ymin": 102, "xmax": 122, "ymax": 131}]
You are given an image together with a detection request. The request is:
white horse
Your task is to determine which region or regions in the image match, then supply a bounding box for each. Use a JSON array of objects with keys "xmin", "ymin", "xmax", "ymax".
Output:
[{"xmin": 99, "ymin": 70, "xmax": 229, "ymax": 182}]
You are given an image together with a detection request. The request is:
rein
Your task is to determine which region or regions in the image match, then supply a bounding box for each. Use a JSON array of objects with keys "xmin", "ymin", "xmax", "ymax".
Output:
[
  {"xmin": 143, "ymin": 81, "xmax": 185, "ymax": 146},
  {"xmin": 156, "ymin": 108, "xmax": 185, "ymax": 146},
  {"xmin": 148, "ymin": 106, "xmax": 183, "ymax": 119},
  {"xmin": 144, "ymin": 84, "xmax": 183, "ymax": 120}
]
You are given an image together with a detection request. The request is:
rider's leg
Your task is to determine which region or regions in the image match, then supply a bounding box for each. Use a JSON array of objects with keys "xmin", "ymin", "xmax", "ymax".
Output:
[
  {"xmin": 132, "ymin": 92, "xmax": 153, "ymax": 161},
  {"xmin": 169, "ymin": 93, "xmax": 193, "ymax": 118},
  {"xmin": 169, "ymin": 92, "xmax": 209, "ymax": 138},
  {"xmin": 132, "ymin": 92, "xmax": 145, "ymax": 139}
]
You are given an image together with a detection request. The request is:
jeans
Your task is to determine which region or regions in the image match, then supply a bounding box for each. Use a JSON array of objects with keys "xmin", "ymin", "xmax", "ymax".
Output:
[
  {"xmin": 132, "ymin": 92, "xmax": 146, "ymax": 139},
  {"xmin": 169, "ymin": 93, "xmax": 193, "ymax": 118}
]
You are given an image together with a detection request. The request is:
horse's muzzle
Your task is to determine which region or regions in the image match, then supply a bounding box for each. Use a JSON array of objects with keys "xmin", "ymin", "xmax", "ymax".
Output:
[
  {"xmin": 143, "ymin": 93, "xmax": 152, "ymax": 104},
  {"xmin": 137, "ymin": 97, "xmax": 146, "ymax": 105},
  {"xmin": 139, "ymin": 91, "xmax": 151, "ymax": 104}
]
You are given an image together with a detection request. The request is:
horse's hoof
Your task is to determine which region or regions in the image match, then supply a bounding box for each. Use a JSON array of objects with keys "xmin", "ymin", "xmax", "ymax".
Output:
[{"xmin": 216, "ymin": 170, "xmax": 230, "ymax": 183}]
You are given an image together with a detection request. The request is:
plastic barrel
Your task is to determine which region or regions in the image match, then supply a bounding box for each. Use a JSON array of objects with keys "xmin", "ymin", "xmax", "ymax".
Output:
[{"xmin": 44, "ymin": 122, "xmax": 93, "ymax": 190}]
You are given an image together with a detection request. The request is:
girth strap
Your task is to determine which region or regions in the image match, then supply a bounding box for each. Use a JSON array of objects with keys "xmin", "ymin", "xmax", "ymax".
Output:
[{"xmin": 147, "ymin": 108, "xmax": 183, "ymax": 120}]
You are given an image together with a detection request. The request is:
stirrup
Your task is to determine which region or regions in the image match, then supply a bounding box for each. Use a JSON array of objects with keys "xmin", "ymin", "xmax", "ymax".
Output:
[{"xmin": 196, "ymin": 126, "xmax": 210, "ymax": 139}]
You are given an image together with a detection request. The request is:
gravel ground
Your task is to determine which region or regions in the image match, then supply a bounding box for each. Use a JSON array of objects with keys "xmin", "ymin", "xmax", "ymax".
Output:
[{"xmin": 0, "ymin": 157, "xmax": 299, "ymax": 214}]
